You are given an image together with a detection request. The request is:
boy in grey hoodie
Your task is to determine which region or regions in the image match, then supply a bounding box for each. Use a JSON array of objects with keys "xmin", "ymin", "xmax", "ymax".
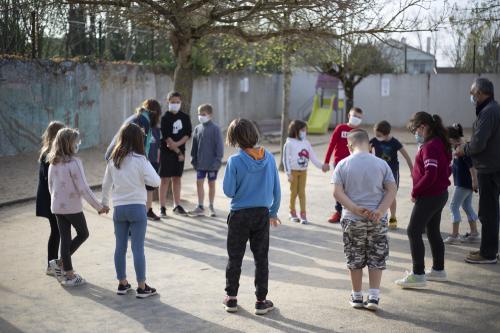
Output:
[{"xmin": 189, "ymin": 104, "xmax": 224, "ymax": 217}]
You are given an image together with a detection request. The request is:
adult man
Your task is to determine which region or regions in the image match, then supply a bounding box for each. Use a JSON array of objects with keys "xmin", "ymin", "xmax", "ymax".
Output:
[{"xmin": 457, "ymin": 77, "xmax": 500, "ymax": 264}]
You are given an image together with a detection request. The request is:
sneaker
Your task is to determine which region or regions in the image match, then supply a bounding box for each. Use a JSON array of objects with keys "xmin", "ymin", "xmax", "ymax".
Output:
[
  {"xmin": 300, "ymin": 213, "xmax": 308, "ymax": 225},
  {"xmin": 189, "ymin": 206, "xmax": 205, "ymax": 217},
  {"xmin": 465, "ymin": 252, "xmax": 497, "ymax": 264},
  {"xmin": 173, "ymin": 205, "xmax": 188, "ymax": 216},
  {"xmin": 389, "ymin": 217, "xmax": 397, "ymax": 229},
  {"xmin": 223, "ymin": 296, "xmax": 238, "ymax": 313},
  {"xmin": 147, "ymin": 208, "xmax": 161, "ymax": 221},
  {"xmin": 61, "ymin": 274, "xmax": 86, "ymax": 287},
  {"xmin": 46, "ymin": 266, "xmax": 55, "ymax": 277},
  {"xmin": 349, "ymin": 294, "xmax": 364, "ymax": 309},
  {"xmin": 425, "ymin": 268, "xmax": 448, "ymax": 282},
  {"xmin": 136, "ymin": 284, "xmax": 157, "ymax": 298},
  {"xmin": 160, "ymin": 206, "xmax": 167, "ymax": 218},
  {"xmin": 444, "ymin": 235, "xmax": 462, "ymax": 245},
  {"xmin": 363, "ymin": 297, "xmax": 379, "ymax": 311},
  {"xmin": 209, "ymin": 206, "xmax": 216, "ymax": 217},
  {"xmin": 255, "ymin": 299, "xmax": 274, "ymax": 315},
  {"xmin": 462, "ymin": 232, "xmax": 480, "ymax": 243},
  {"xmin": 395, "ymin": 271, "xmax": 427, "ymax": 289},
  {"xmin": 117, "ymin": 283, "xmax": 132, "ymax": 295},
  {"xmin": 289, "ymin": 211, "xmax": 300, "ymax": 223},
  {"xmin": 48, "ymin": 259, "xmax": 64, "ymax": 282},
  {"xmin": 328, "ymin": 212, "xmax": 341, "ymax": 223}
]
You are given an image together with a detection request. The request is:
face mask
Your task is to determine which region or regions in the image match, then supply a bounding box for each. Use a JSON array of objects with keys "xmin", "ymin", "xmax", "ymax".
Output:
[
  {"xmin": 169, "ymin": 103, "xmax": 181, "ymax": 113},
  {"xmin": 74, "ymin": 141, "xmax": 81, "ymax": 153},
  {"xmin": 470, "ymin": 95, "xmax": 477, "ymax": 105},
  {"xmin": 349, "ymin": 115, "xmax": 362, "ymax": 127},
  {"xmin": 198, "ymin": 115, "xmax": 209, "ymax": 124},
  {"xmin": 415, "ymin": 133, "xmax": 424, "ymax": 144},
  {"xmin": 299, "ymin": 131, "xmax": 307, "ymax": 140}
]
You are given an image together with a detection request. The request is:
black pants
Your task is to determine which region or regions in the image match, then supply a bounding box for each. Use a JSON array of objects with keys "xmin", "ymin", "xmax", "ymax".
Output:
[
  {"xmin": 478, "ymin": 171, "xmax": 500, "ymax": 259},
  {"xmin": 407, "ymin": 192, "xmax": 448, "ymax": 275},
  {"xmin": 47, "ymin": 214, "xmax": 60, "ymax": 264},
  {"xmin": 225, "ymin": 207, "xmax": 270, "ymax": 301},
  {"xmin": 56, "ymin": 213, "xmax": 89, "ymax": 272}
]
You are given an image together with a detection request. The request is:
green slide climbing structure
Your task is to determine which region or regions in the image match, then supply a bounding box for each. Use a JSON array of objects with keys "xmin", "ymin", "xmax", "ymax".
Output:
[{"xmin": 307, "ymin": 94, "xmax": 344, "ymax": 134}]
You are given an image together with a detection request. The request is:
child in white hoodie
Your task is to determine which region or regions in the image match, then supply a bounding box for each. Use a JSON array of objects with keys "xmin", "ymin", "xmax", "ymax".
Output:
[
  {"xmin": 102, "ymin": 122, "xmax": 161, "ymax": 298},
  {"xmin": 283, "ymin": 120, "xmax": 329, "ymax": 224}
]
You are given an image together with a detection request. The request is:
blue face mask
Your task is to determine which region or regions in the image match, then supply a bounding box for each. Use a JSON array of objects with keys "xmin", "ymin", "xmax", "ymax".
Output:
[{"xmin": 415, "ymin": 133, "xmax": 424, "ymax": 144}]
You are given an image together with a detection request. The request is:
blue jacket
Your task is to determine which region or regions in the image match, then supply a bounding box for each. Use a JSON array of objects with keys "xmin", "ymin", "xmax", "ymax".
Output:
[{"xmin": 223, "ymin": 149, "xmax": 281, "ymax": 218}]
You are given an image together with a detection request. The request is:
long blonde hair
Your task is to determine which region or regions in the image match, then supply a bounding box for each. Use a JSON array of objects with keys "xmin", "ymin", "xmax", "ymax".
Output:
[
  {"xmin": 47, "ymin": 128, "xmax": 80, "ymax": 164},
  {"xmin": 39, "ymin": 121, "xmax": 65, "ymax": 162}
]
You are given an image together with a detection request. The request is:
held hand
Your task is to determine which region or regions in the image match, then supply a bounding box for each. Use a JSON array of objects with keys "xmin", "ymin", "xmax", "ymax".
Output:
[
  {"xmin": 270, "ymin": 217, "xmax": 282, "ymax": 227},
  {"xmin": 287, "ymin": 174, "xmax": 293, "ymax": 182},
  {"xmin": 411, "ymin": 197, "xmax": 416, "ymax": 203},
  {"xmin": 352, "ymin": 206, "xmax": 370, "ymax": 219},
  {"xmin": 472, "ymin": 181, "xmax": 479, "ymax": 193},
  {"xmin": 454, "ymin": 144, "xmax": 465, "ymax": 157},
  {"xmin": 322, "ymin": 164, "xmax": 330, "ymax": 172},
  {"xmin": 98, "ymin": 206, "xmax": 110, "ymax": 215},
  {"xmin": 368, "ymin": 209, "xmax": 383, "ymax": 224},
  {"xmin": 178, "ymin": 153, "xmax": 185, "ymax": 162}
]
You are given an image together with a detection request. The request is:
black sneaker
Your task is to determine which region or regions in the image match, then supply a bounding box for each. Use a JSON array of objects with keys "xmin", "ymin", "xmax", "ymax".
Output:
[
  {"xmin": 255, "ymin": 299, "xmax": 274, "ymax": 315},
  {"xmin": 160, "ymin": 207, "xmax": 167, "ymax": 218},
  {"xmin": 136, "ymin": 284, "xmax": 157, "ymax": 299},
  {"xmin": 349, "ymin": 295, "xmax": 364, "ymax": 309},
  {"xmin": 147, "ymin": 209, "xmax": 161, "ymax": 221},
  {"xmin": 117, "ymin": 283, "xmax": 132, "ymax": 295},
  {"xmin": 364, "ymin": 297, "xmax": 379, "ymax": 311},
  {"xmin": 223, "ymin": 296, "xmax": 238, "ymax": 313},
  {"xmin": 173, "ymin": 205, "xmax": 188, "ymax": 216}
]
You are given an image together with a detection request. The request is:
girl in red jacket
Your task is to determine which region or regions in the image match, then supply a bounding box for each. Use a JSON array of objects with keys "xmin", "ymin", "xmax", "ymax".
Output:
[{"xmin": 396, "ymin": 112, "xmax": 452, "ymax": 289}]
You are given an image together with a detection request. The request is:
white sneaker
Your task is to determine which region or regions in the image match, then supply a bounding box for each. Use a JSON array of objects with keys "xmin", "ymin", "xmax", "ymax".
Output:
[
  {"xmin": 48, "ymin": 259, "xmax": 64, "ymax": 282},
  {"xmin": 209, "ymin": 206, "xmax": 216, "ymax": 217},
  {"xmin": 188, "ymin": 206, "xmax": 205, "ymax": 217},
  {"xmin": 289, "ymin": 213, "xmax": 300, "ymax": 223},
  {"xmin": 444, "ymin": 235, "xmax": 462, "ymax": 245},
  {"xmin": 395, "ymin": 271, "xmax": 427, "ymax": 289},
  {"xmin": 462, "ymin": 232, "xmax": 480, "ymax": 243},
  {"xmin": 61, "ymin": 274, "xmax": 86, "ymax": 287},
  {"xmin": 425, "ymin": 268, "xmax": 448, "ymax": 282}
]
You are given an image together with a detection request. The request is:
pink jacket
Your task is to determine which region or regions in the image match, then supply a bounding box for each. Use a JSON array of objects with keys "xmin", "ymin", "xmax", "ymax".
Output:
[{"xmin": 48, "ymin": 157, "xmax": 102, "ymax": 214}]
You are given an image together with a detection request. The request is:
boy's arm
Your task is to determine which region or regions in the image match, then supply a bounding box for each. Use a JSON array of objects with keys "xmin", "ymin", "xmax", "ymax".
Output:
[
  {"xmin": 223, "ymin": 158, "xmax": 237, "ymax": 198},
  {"xmin": 399, "ymin": 146, "xmax": 414, "ymax": 172},
  {"xmin": 215, "ymin": 127, "xmax": 224, "ymax": 164},
  {"xmin": 190, "ymin": 129, "xmax": 198, "ymax": 165},
  {"xmin": 269, "ymin": 161, "xmax": 281, "ymax": 219},
  {"xmin": 324, "ymin": 127, "xmax": 340, "ymax": 164},
  {"xmin": 333, "ymin": 184, "xmax": 370, "ymax": 218},
  {"xmin": 369, "ymin": 181, "xmax": 397, "ymax": 222}
]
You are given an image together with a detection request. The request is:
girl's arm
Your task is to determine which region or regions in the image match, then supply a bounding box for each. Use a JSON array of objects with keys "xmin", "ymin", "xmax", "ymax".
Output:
[
  {"xmin": 143, "ymin": 158, "xmax": 161, "ymax": 188},
  {"xmin": 399, "ymin": 146, "xmax": 414, "ymax": 173},
  {"xmin": 470, "ymin": 167, "xmax": 478, "ymax": 192},
  {"xmin": 48, "ymin": 165, "xmax": 53, "ymax": 194},
  {"xmin": 71, "ymin": 159, "xmax": 103, "ymax": 211},
  {"xmin": 282, "ymin": 142, "xmax": 292, "ymax": 175},
  {"xmin": 101, "ymin": 163, "xmax": 113, "ymax": 207},
  {"xmin": 307, "ymin": 142, "xmax": 324, "ymax": 170}
]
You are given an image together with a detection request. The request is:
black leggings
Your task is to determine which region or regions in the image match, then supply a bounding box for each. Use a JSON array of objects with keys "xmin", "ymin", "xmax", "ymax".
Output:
[
  {"xmin": 407, "ymin": 191, "xmax": 448, "ymax": 275},
  {"xmin": 47, "ymin": 215, "xmax": 60, "ymax": 264},
  {"xmin": 56, "ymin": 213, "xmax": 89, "ymax": 272}
]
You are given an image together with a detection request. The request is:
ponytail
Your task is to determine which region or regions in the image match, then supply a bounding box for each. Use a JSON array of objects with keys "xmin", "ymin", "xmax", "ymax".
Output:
[{"xmin": 430, "ymin": 114, "xmax": 452, "ymax": 153}]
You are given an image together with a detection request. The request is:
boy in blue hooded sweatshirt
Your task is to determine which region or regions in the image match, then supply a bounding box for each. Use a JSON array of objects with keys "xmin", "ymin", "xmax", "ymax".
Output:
[{"xmin": 222, "ymin": 118, "xmax": 281, "ymax": 315}]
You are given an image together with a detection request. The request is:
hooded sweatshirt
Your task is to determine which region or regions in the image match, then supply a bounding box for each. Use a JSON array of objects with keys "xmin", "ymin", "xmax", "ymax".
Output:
[{"xmin": 223, "ymin": 147, "xmax": 281, "ymax": 218}]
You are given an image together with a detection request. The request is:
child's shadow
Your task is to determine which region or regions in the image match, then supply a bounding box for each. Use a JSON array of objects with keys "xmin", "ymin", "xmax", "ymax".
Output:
[{"xmin": 62, "ymin": 282, "xmax": 242, "ymax": 333}]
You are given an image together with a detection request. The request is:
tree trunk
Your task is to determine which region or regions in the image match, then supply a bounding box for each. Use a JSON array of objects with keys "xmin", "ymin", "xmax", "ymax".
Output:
[
  {"xmin": 343, "ymin": 80, "xmax": 354, "ymax": 118},
  {"xmin": 278, "ymin": 37, "xmax": 292, "ymax": 172},
  {"xmin": 170, "ymin": 31, "xmax": 194, "ymax": 117}
]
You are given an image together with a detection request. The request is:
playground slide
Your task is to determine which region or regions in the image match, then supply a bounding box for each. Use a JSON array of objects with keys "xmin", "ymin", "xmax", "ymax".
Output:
[{"xmin": 307, "ymin": 95, "xmax": 343, "ymax": 134}]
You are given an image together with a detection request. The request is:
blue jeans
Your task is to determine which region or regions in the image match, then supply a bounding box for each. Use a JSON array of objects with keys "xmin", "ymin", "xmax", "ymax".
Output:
[
  {"xmin": 113, "ymin": 204, "xmax": 148, "ymax": 282},
  {"xmin": 449, "ymin": 186, "xmax": 478, "ymax": 224}
]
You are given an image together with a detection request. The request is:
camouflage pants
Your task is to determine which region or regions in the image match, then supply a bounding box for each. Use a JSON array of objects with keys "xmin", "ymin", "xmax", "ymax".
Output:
[{"xmin": 341, "ymin": 218, "xmax": 389, "ymax": 270}]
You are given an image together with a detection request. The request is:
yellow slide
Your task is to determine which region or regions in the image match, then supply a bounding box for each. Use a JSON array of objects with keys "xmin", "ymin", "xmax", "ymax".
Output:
[{"xmin": 307, "ymin": 95, "xmax": 344, "ymax": 134}]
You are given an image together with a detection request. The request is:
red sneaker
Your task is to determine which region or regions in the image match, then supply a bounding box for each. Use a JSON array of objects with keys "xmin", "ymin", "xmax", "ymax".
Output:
[{"xmin": 328, "ymin": 212, "xmax": 341, "ymax": 223}]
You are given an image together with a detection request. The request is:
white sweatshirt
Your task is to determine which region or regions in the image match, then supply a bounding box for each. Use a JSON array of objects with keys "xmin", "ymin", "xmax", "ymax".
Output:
[
  {"xmin": 283, "ymin": 138, "xmax": 323, "ymax": 174},
  {"xmin": 101, "ymin": 153, "xmax": 161, "ymax": 207}
]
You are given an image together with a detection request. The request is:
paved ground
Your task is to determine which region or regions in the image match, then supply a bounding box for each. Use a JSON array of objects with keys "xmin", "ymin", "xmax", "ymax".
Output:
[{"xmin": 2, "ymin": 138, "xmax": 498, "ymax": 333}]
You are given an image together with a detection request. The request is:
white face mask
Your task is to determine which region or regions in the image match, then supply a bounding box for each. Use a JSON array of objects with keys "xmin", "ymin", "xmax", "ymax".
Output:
[
  {"xmin": 349, "ymin": 115, "xmax": 362, "ymax": 127},
  {"xmin": 299, "ymin": 131, "xmax": 307, "ymax": 140},
  {"xmin": 470, "ymin": 95, "xmax": 477, "ymax": 105},
  {"xmin": 198, "ymin": 115, "xmax": 210, "ymax": 124},
  {"xmin": 74, "ymin": 141, "xmax": 81, "ymax": 153},
  {"xmin": 169, "ymin": 103, "xmax": 181, "ymax": 113}
]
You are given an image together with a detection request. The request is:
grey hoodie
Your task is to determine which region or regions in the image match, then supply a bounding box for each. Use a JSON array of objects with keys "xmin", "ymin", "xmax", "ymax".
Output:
[{"xmin": 190, "ymin": 120, "xmax": 224, "ymax": 171}]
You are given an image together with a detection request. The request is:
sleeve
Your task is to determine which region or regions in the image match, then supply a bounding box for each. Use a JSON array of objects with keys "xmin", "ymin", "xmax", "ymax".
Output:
[
  {"xmin": 71, "ymin": 159, "xmax": 103, "ymax": 211},
  {"xmin": 324, "ymin": 127, "xmax": 340, "ymax": 164},
  {"xmin": 161, "ymin": 115, "xmax": 172, "ymax": 140},
  {"xmin": 394, "ymin": 138, "xmax": 403, "ymax": 151},
  {"xmin": 101, "ymin": 163, "xmax": 113, "ymax": 207},
  {"xmin": 282, "ymin": 142, "xmax": 292, "ymax": 174},
  {"xmin": 184, "ymin": 114, "xmax": 193, "ymax": 138},
  {"xmin": 331, "ymin": 162, "xmax": 344, "ymax": 185},
  {"xmin": 190, "ymin": 127, "xmax": 198, "ymax": 168},
  {"xmin": 143, "ymin": 157, "xmax": 161, "ymax": 188},
  {"xmin": 411, "ymin": 145, "xmax": 439, "ymax": 197},
  {"xmin": 223, "ymin": 157, "xmax": 237, "ymax": 198},
  {"xmin": 465, "ymin": 110, "xmax": 495, "ymax": 156},
  {"xmin": 307, "ymin": 142, "xmax": 323, "ymax": 169},
  {"xmin": 214, "ymin": 126, "xmax": 224, "ymax": 169},
  {"xmin": 269, "ymin": 158, "xmax": 281, "ymax": 218},
  {"xmin": 48, "ymin": 164, "xmax": 53, "ymax": 194}
]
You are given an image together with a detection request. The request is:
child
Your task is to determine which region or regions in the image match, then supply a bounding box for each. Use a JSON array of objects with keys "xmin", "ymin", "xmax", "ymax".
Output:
[
  {"xmin": 283, "ymin": 120, "xmax": 328, "ymax": 224},
  {"xmin": 324, "ymin": 107, "xmax": 363, "ymax": 223},
  {"xmin": 395, "ymin": 112, "xmax": 452, "ymax": 289},
  {"xmin": 333, "ymin": 129, "xmax": 397, "ymax": 311},
  {"xmin": 102, "ymin": 123, "xmax": 161, "ymax": 298},
  {"xmin": 47, "ymin": 128, "xmax": 107, "ymax": 287},
  {"xmin": 369, "ymin": 120, "xmax": 413, "ymax": 229},
  {"xmin": 189, "ymin": 104, "xmax": 224, "ymax": 217},
  {"xmin": 445, "ymin": 123, "xmax": 480, "ymax": 244},
  {"xmin": 159, "ymin": 91, "xmax": 192, "ymax": 217},
  {"xmin": 222, "ymin": 118, "xmax": 281, "ymax": 315},
  {"xmin": 36, "ymin": 121, "xmax": 65, "ymax": 276}
]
